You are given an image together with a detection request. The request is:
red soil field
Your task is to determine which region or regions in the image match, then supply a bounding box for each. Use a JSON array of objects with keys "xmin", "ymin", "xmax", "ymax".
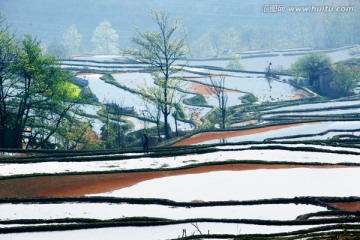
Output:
[
  {"xmin": 328, "ymin": 201, "xmax": 360, "ymax": 212},
  {"xmin": 0, "ymin": 163, "xmax": 350, "ymax": 199},
  {"xmin": 190, "ymin": 82, "xmax": 239, "ymax": 95},
  {"xmin": 173, "ymin": 122, "xmax": 319, "ymax": 146}
]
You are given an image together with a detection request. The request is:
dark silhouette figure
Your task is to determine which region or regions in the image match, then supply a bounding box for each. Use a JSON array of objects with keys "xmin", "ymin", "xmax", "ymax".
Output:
[
  {"xmin": 143, "ymin": 134, "xmax": 149, "ymax": 154},
  {"xmin": 266, "ymin": 62, "xmax": 273, "ymax": 77}
]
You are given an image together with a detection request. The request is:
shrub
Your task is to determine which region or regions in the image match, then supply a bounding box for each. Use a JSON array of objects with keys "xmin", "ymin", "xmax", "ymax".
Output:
[
  {"xmin": 183, "ymin": 94, "xmax": 208, "ymax": 106},
  {"xmin": 330, "ymin": 65, "xmax": 360, "ymax": 98},
  {"xmin": 242, "ymin": 93, "xmax": 258, "ymax": 104},
  {"xmin": 226, "ymin": 54, "xmax": 244, "ymax": 70}
]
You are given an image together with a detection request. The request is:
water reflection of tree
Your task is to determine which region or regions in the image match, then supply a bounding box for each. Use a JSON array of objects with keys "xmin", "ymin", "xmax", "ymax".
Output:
[
  {"xmin": 266, "ymin": 77, "xmax": 273, "ymax": 90},
  {"xmin": 220, "ymin": 138, "xmax": 227, "ymax": 144}
]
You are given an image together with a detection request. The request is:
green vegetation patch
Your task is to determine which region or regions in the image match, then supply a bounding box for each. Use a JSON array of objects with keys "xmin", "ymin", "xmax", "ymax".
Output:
[
  {"xmin": 64, "ymin": 82, "xmax": 81, "ymax": 98},
  {"xmin": 183, "ymin": 94, "xmax": 210, "ymax": 107},
  {"xmin": 241, "ymin": 93, "xmax": 258, "ymax": 104}
]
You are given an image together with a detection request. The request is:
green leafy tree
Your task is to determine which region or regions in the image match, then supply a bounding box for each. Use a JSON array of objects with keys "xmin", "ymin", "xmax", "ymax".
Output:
[
  {"xmin": 46, "ymin": 40, "xmax": 67, "ymax": 59},
  {"xmin": 128, "ymin": 10, "xmax": 187, "ymax": 139},
  {"xmin": 0, "ymin": 14, "xmax": 20, "ymax": 148},
  {"xmin": 91, "ymin": 20, "xmax": 119, "ymax": 54},
  {"xmin": 311, "ymin": 0, "xmax": 360, "ymax": 48},
  {"xmin": 191, "ymin": 28, "xmax": 222, "ymax": 57},
  {"xmin": 191, "ymin": 32, "xmax": 216, "ymax": 57},
  {"xmin": 0, "ymin": 31, "xmax": 82, "ymax": 148},
  {"xmin": 330, "ymin": 65, "xmax": 360, "ymax": 97},
  {"xmin": 62, "ymin": 24, "xmax": 82, "ymax": 56},
  {"xmin": 241, "ymin": 24, "xmax": 257, "ymax": 50},
  {"xmin": 100, "ymin": 120, "xmax": 127, "ymax": 149},
  {"xmin": 100, "ymin": 102, "xmax": 132, "ymax": 149},
  {"xmin": 222, "ymin": 28, "xmax": 240, "ymax": 53},
  {"xmin": 56, "ymin": 118, "xmax": 100, "ymax": 150},
  {"xmin": 291, "ymin": 52, "xmax": 333, "ymax": 86}
]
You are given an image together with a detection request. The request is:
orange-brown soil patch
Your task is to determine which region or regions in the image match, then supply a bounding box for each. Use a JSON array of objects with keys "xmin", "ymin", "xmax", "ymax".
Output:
[
  {"xmin": 0, "ymin": 163, "xmax": 346, "ymax": 199},
  {"xmin": 173, "ymin": 122, "xmax": 319, "ymax": 146},
  {"xmin": 190, "ymin": 82, "xmax": 239, "ymax": 96},
  {"xmin": 327, "ymin": 201, "xmax": 360, "ymax": 212}
]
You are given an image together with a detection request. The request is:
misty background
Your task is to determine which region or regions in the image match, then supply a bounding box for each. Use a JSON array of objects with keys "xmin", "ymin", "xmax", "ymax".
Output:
[{"xmin": 1, "ymin": 0, "xmax": 359, "ymax": 57}]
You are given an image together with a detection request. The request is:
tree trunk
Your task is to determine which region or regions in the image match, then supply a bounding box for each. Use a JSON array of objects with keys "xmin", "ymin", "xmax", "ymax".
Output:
[
  {"xmin": 156, "ymin": 121, "xmax": 161, "ymax": 142},
  {"xmin": 0, "ymin": 127, "xmax": 12, "ymax": 148},
  {"xmin": 164, "ymin": 75, "xmax": 170, "ymax": 139},
  {"xmin": 164, "ymin": 111, "xmax": 169, "ymax": 139},
  {"xmin": 222, "ymin": 109, "xmax": 226, "ymax": 129},
  {"xmin": 12, "ymin": 127, "xmax": 23, "ymax": 148},
  {"xmin": 174, "ymin": 117, "xmax": 178, "ymax": 137}
]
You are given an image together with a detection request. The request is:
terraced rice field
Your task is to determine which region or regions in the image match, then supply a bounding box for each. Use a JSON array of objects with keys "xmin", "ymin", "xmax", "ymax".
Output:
[
  {"xmin": 1, "ymin": 47, "xmax": 359, "ymax": 239},
  {"xmin": 0, "ymin": 142, "xmax": 359, "ymax": 239}
]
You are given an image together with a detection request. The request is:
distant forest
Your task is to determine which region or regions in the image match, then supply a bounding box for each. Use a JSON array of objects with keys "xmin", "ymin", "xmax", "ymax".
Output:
[{"xmin": 1, "ymin": 0, "xmax": 359, "ymax": 57}]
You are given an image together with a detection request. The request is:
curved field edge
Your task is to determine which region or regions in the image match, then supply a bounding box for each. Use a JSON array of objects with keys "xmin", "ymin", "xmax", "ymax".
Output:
[
  {"xmin": 178, "ymin": 228, "xmax": 360, "ymax": 240},
  {"xmin": 0, "ymin": 196, "xmax": 359, "ymax": 237},
  {"xmin": 265, "ymin": 128, "xmax": 360, "ymax": 141},
  {"xmin": 0, "ymin": 160, "xmax": 359, "ymax": 181},
  {"xmin": 2, "ymin": 196, "xmax": 359, "ymax": 208},
  {"xmin": 1, "ymin": 143, "xmax": 360, "ymax": 163},
  {"xmin": 0, "ymin": 216, "xmax": 359, "ymax": 234},
  {"xmin": 170, "ymin": 120, "xmax": 360, "ymax": 146}
]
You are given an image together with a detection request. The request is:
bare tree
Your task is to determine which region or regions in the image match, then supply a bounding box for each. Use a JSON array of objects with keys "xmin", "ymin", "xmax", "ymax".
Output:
[
  {"xmin": 207, "ymin": 75, "xmax": 228, "ymax": 129},
  {"xmin": 139, "ymin": 72, "xmax": 185, "ymax": 140},
  {"xmin": 140, "ymin": 88, "xmax": 162, "ymax": 141},
  {"xmin": 127, "ymin": 10, "xmax": 187, "ymax": 139}
]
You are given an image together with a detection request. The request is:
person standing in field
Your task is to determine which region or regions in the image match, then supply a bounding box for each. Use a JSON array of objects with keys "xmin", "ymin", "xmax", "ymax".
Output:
[{"xmin": 143, "ymin": 134, "xmax": 149, "ymax": 154}]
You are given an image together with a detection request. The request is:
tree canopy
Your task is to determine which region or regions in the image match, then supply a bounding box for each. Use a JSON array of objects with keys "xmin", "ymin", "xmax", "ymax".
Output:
[
  {"xmin": 290, "ymin": 52, "xmax": 333, "ymax": 86},
  {"xmin": 128, "ymin": 10, "xmax": 187, "ymax": 139},
  {"xmin": 62, "ymin": 24, "xmax": 82, "ymax": 55},
  {"xmin": 330, "ymin": 65, "xmax": 360, "ymax": 98},
  {"xmin": 91, "ymin": 20, "xmax": 119, "ymax": 54},
  {"xmin": 0, "ymin": 16, "xmax": 86, "ymax": 148}
]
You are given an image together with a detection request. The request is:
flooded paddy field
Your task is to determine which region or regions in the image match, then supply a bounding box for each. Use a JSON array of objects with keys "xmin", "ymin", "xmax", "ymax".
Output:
[
  {"xmin": 1, "ymin": 142, "xmax": 359, "ymax": 239},
  {"xmin": 175, "ymin": 121, "xmax": 360, "ymax": 145},
  {"xmin": 1, "ymin": 46, "xmax": 359, "ymax": 240}
]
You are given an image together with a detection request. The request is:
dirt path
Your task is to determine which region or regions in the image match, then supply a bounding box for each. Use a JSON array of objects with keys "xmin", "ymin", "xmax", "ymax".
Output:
[
  {"xmin": 173, "ymin": 122, "xmax": 319, "ymax": 146},
  {"xmin": 0, "ymin": 163, "xmax": 350, "ymax": 198}
]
